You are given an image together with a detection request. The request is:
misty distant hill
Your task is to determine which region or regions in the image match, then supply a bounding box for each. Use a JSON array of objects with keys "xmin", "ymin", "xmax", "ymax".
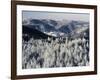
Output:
[{"xmin": 22, "ymin": 19, "xmax": 89, "ymax": 39}]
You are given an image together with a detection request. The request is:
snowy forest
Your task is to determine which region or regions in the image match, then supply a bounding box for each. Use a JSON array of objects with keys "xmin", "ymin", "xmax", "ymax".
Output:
[{"xmin": 22, "ymin": 18, "xmax": 89, "ymax": 69}]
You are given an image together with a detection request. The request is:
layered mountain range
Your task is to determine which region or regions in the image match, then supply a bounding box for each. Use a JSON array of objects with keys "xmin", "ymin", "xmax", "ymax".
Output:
[{"xmin": 22, "ymin": 19, "xmax": 89, "ymax": 40}]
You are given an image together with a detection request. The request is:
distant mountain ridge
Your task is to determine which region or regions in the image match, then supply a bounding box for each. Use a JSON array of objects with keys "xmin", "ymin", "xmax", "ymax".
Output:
[{"xmin": 22, "ymin": 19, "xmax": 89, "ymax": 38}]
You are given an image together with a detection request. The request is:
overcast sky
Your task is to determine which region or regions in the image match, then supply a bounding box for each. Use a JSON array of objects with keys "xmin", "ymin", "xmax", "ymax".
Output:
[{"xmin": 22, "ymin": 11, "xmax": 89, "ymax": 22}]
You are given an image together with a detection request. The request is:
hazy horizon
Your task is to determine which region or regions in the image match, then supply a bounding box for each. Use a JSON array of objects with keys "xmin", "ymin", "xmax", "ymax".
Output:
[{"xmin": 22, "ymin": 11, "xmax": 90, "ymax": 22}]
